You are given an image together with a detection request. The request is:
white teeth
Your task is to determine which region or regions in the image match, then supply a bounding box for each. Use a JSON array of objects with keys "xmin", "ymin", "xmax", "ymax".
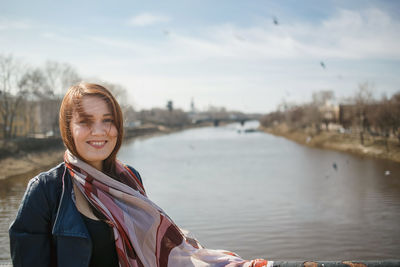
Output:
[{"xmin": 90, "ymin": 141, "xmax": 105, "ymax": 146}]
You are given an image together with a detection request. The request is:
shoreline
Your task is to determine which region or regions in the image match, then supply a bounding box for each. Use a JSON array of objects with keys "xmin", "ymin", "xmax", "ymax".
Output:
[
  {"xmin": 0, "ymin": 123, "xmax": 214, "ymax": 180},
  {"xmin": 0, "ymin": 148, "xmax": 65, "ymax": 180},
  {"xmin": 3, "ymin": 122, "xmax": 399, "ymax": 180},
  {"xmin": 260, "ymin": 124, "xmax": 400, "ymax": 163}
]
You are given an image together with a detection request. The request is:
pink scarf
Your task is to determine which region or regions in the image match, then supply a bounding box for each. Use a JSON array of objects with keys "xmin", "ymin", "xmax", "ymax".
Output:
[{"xmin": 65, "ymin": 151, "xmax": 272, "ymax": 267}]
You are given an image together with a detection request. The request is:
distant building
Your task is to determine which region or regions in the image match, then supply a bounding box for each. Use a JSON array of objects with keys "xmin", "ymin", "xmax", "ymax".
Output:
[
  {"xmin": 31, "ymin": 98, "xmax": 62, "ymax": 137},
  {"xmin": 0, "ymin": 106, "xmax": 33, "ymax": 138},
  {"xmin": 0, "ymin": 94, "xmax": 34, "ymax": 138},
  {"xmin": 0, "ymin": 97, "xmax": 61, "ymax": 139},
  {"xmin": 319, "ymin": 101, "xmax": 339, "ymax": 123}
]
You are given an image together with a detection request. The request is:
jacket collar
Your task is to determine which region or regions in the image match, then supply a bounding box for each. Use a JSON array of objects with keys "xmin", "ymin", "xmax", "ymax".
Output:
[{"xmin": 52, "ymin": 164, "xmax": 90, "ymax": 239}]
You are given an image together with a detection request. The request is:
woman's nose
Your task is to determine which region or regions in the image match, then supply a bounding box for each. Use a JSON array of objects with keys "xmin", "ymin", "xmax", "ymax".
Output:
[{"xmin": 91, "ymin": 122, "xmax": 107, "ymax": 135}]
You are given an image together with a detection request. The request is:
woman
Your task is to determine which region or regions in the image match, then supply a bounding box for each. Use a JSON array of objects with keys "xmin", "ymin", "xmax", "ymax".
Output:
[{"xmin": 9, "ymin": 82, "xmax": 270, "ymax": 267}]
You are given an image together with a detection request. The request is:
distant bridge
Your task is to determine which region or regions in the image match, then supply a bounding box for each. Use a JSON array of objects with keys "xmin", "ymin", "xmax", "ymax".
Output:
[{"xmin": 190, "ymin": 114, "xmax": 261, "ymax": 127}]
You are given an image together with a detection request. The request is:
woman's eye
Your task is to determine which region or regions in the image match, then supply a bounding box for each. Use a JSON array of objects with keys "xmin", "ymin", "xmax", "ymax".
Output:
[
  {"xmin": 103, "ymin": 118, "xmax": 114, "ymax": 123},
  {"xmin": 78, "ymin": 119, "xmax": 92, "ymax": 125}
]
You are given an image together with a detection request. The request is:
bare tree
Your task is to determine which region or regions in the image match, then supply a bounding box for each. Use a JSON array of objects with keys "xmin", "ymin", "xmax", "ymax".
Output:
[
  {"xmin": 44, "ymin": 61, "xmax": 81, "ymax": 96},
  {"xmin": 305, "ymin": 104, "xmax": 322, "ymax": 133},
  {"xmin": 375, "ymin": 97, "xmax": 394, "ymax": 151},
  {"xmin": 19, "ymin": 67, "xmax": 64, "ymax": 136},
  {"xmin": 39, "ymin": 62, "xmax": 81, "ymax": 136},
  {"xmin": 353, "ymin": 82, "xmax": 375, "ymax": 145},
  {"xmin": 19, "ymin": 67, "xmax": 51, "ymax": 97},
  {"xmin": 391, "ymin": 92, "xmax": 400, "ymax": 143},
  {"xmin": 354, "ymin": 82, "xmax": 374, "ymax": 105},
  {"xmin": 312, "ymin": 90, "xmax": 334, "ymax": 106},
  {"xmin": 0, "ymin": 54, "xmax": 30, "ymax": 138}
]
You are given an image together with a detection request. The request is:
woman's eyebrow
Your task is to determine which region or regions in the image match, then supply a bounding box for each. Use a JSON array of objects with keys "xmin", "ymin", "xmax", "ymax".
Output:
[
  {"xmin": 78, "ymin": 112, "xmax": 93, "ymax": 119},
  {"xmin": 103, "ymin": 113, "xmax": 113, "ymax": 117}
]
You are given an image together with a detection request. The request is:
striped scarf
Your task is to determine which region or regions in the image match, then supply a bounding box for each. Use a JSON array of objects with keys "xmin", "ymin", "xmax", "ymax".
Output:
[{"xmin": 65, "ymin": 151, "xmax": 272, "ymax": 267}]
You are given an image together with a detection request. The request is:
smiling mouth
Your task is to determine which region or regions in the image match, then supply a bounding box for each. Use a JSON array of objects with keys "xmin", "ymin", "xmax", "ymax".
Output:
[{"xmin": 87, "ymin": 141, "xmax": 108, "ymax": 148}]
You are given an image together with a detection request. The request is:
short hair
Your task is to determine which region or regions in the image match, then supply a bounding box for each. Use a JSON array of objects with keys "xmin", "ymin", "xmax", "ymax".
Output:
[{"xmin": 59, "ymin": 82, "xmax": 124, "ymax": 175}]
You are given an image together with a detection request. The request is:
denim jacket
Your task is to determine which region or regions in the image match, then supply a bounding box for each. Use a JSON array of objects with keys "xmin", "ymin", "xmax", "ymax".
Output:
[{"xmin": 9, "ymin": 162, "xmax": 142, "ymax": 267}]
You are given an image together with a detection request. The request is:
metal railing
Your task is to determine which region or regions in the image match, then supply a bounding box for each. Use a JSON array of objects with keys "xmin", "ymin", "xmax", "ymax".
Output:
[
  {"xmin": 272, "ymin": 261, "xmax": 400, "ymax": 267},
  {"xmin": 1, "ymin": 260, "xmax": 399, "ymax": 266}
]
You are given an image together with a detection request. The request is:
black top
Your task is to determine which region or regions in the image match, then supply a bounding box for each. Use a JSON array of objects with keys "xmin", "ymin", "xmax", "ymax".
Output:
[{"xmin": 81, "ymin": 214, "xmax": 119, "ymax": 267}]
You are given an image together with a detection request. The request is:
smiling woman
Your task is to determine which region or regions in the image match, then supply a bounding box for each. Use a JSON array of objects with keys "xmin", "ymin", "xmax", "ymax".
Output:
[
  {"xmin": 59, "ymin": 83, "xmax": 124, "ymax": 176},
  {"xmin": 69, "ymin": 96, "xmax": 118, "ymax": 171},
  {"xmin": 8, "ymin": 82, "xmax": 271, "ymax": 267}
]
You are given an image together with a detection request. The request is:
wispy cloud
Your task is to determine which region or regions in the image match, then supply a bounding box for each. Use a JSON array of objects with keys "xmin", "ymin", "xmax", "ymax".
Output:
[
  {"xmin": 76, "ymin": 7, "xmax": 400, "ymax": 111},
  {"xmin": 128, "ymin": 13, "xmax": 170, "ymax": 26},
  {"xmin": 168, "ymin": 7, "xmax": 400, "ymax": 61},
  {"xmin": 0, "ymin": 17, "xmax": 32, "ymax": 30},
  {"xmin": 110, "ymin": 8, "xmax": 400, "ymax": 64},
  {"xmin": 80, "ymin": 7, "xmax": 400, "ymax": 83},
  {"xmin": 1, "ymin": 6, "xmax": 399, "ymax": 112}
]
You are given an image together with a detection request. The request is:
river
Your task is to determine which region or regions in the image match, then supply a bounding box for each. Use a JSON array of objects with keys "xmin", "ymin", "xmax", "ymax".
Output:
[{"xmin": 1, "ymin": 121, "xmax": 399, "ymax": 261}]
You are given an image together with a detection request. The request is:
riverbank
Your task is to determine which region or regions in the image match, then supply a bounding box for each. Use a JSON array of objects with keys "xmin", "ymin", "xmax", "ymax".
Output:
[
  {"xmin": 0, "ymin": 123, "xmax": 213, "ymax": 180},
  {"xmin": 0, "ymin": 148, "xmax": 65, "ymax": 180},
  {"xmin": 260, "ymin": 123, "xmax": 400, "ymax": 163}
]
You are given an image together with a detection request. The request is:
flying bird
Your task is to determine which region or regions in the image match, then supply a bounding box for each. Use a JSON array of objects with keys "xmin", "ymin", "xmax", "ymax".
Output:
[
  {"xmin": 320, "ymin": 61, "xmax": 326, "ymax": 69},
  {"xmin": 273, "ymin": 17, "xmax": 279, "ymax": 25},
  {"xmin": 332, "ymin": 162, "xmax": 338, "ymax": 171}
]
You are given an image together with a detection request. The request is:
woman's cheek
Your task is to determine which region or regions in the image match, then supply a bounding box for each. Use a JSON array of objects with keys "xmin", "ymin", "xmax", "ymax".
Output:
[
  {"xmin": 72, "ymin": 125, "xmax": 85, "ymax": 139},
  {"xmin": 71, "ymin": 125, "xmax": 79, "ymax": 141},
  {"xmin": 109, "ymin": 125, "xmax": 118, "ymax": 137}
]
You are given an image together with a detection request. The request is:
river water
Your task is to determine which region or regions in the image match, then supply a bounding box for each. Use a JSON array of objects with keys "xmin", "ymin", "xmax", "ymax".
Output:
[{"xmin": 1, "ymin": 121, "xmax": 399, "ymax": 261}]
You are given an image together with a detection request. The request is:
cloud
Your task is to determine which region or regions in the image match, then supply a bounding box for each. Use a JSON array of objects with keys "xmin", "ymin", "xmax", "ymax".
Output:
[
  {"xmin": 304, "ymin": 8, "xmax": 400, "ymax": 59},
  {"xmin": 2, "ymin": 7, "xmax": 398, "ymax": 112},
  {"xmin": 80, "ymin": 7, "xmax": 400, "ymax": 86},
  {"xmin": 118, "ymin": 7, "xmax": 400, "ymax": 65},
  {"xmin": 185, "ymin": 8, "xmax": 400, "ymax": 61},
  {"xmin": 52, "ymin": 7, "xmax": 400, "ymax": 67},
  {"xmin": 128, "ymin": 13, "xmax": 170, "ymax": 26},
  {"xmin": 0, "ymin": 17, "xmax": 32, "ymax": 30},
  {"xmin": 78, "ymin": 7, "xmax": 400, "ymax": 112}
]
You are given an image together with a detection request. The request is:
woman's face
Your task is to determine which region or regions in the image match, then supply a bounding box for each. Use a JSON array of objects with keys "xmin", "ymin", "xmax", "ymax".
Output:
[{"xmin": 70, "ymin": 95, "xmax": 118, "ymax": 170}]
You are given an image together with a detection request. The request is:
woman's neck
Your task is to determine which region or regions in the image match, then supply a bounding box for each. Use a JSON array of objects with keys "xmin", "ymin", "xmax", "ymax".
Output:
[{"xmin": 89, "ymin": 161, "xmax": 103, "ymax": 172}]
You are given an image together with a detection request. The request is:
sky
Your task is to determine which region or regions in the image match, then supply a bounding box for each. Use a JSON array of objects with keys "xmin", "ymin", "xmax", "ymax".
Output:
[{"xmin": 1, "ymin": 0, "xmax": 400, "ymax": 113}]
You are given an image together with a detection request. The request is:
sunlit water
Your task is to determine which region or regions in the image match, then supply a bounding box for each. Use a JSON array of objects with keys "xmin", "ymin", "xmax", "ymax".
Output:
[{"xmin": 1, "ymin": 121, "xmax": 400, "ymax": 261}]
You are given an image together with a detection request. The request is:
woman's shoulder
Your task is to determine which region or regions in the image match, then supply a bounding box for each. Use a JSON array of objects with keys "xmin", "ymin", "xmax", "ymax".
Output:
[
  {"xmin": 26, "ymin": 162, "xmax": 66, "ymax": 198},
  {"xmin": 12, "ymin": 163, "xmax": 66, "ymax": 228},
  {"xmin": 124, "ymin": 164, "xmax": 143, "ymax": 184},
  {"xmin": 32, "ymin": 162, "xmax": 66, "ymax": 185}
]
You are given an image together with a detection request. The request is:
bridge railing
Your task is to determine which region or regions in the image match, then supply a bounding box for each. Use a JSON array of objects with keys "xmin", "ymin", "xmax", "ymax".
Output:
[
  {"xmin": 271, "ymin": 260, "xmax": 400, "ymax": 267},
  {"xmin": 1, "ymin": 260, "xmax": 399, "ymax": 266}
]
